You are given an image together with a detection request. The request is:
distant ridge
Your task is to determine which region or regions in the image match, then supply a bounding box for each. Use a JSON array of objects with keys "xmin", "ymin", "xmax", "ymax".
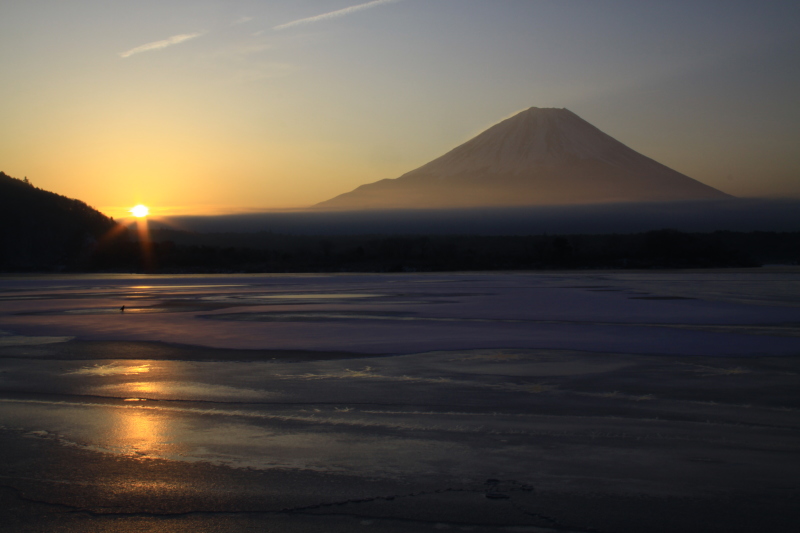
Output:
[{"xmin": 316, "ymin": 107, "xmax": 731, "ymax": 210}]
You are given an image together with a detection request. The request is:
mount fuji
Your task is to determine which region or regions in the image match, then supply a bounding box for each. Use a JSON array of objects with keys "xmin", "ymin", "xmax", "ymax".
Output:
[{"xmin": 315, "ymin": 107, "xmax": 731, "ymax": 210}]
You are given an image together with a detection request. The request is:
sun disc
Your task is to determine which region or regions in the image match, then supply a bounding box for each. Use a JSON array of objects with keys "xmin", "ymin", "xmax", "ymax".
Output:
[{"xmin": 131, "ymin": 205, "xmax": 149, "ymax": 218}]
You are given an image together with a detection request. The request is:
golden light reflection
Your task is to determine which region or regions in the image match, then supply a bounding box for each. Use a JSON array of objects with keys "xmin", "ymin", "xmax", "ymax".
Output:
[
  {"xmin": 115, "ymin": 365, "xmax": 171, "ymax": 455},
  {"xmin": 124, "ymin": 364, "xmax": 151, "ymax": 375},
  {"xmin": 115, "ymin": 406, "xmax": 164, "ymax": 456},
  {"xmin": 84, "ymin": 360, "xmax": 188, "ymax": 458},
  {"xmin": 70, "ymin": 363, "xmax": 151, "ymax": 376},
  {"xmin": 126, "ymin": 382, "xmax": 161, "ymax": 395}
]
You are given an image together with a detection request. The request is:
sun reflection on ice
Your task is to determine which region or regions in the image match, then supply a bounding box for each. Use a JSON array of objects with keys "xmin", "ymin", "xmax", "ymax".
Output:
[
  {"xmin": 114, "ymin": 407, "xmax": 165, "ymax": 456},
  {"xmin": 70, "ymin": 363, "xmax": 151, "ymax": 376},
  {"xmin": 125, "ymin": 382, "xmax": 161, "ymax": 395},
  {"xmin": 67, "ymin": 361, "xmax": 181, "ymax": 457}
]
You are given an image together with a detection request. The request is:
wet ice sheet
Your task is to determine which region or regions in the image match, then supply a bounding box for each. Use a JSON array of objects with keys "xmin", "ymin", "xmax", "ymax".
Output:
[
  {"xmin": 0, "ymin": 329, "xmax": 74, "ymax": 346},
  {"xmin": 202, "ymin": 310, "xmax": 800, "ymax": 338},
  {"xmin": 0, "ymin": 348, "xmax": 797, "ymax": 490},
  {"xmin": 592, "ymin": 270, "xmax": 800, "ymax": 307}
]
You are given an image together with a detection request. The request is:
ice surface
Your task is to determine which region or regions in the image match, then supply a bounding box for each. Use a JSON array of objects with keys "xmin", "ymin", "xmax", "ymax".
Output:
[
  {"xmin": 1, "ymin": 271, "xmax": 799, "ymax": 355},
  {"xmin": 1, "ymin": 270, "xmax": 799, "ymax": 531},
  {"xmin": 0, "ymin": 329, "xmax": 74, "ymax": 346}
]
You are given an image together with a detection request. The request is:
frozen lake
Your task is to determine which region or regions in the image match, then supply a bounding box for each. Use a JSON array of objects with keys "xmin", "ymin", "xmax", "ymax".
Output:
[{"xmin": 0, "ymin": 270, "xmax": 798, "ymax": 532}]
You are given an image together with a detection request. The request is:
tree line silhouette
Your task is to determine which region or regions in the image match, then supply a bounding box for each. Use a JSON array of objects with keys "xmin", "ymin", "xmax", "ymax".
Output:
[{"xmin": 29, "ymin": 228, "xmax": 800, "ymax": 273}]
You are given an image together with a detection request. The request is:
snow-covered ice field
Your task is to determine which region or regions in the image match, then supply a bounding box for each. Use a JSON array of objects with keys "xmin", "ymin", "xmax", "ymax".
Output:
[{"xmin": 0, "ymin": 270, "xmax": 798, "ymax": 532}]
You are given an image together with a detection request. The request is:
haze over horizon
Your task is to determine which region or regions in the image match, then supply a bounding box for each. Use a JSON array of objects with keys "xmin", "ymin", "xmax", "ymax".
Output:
[{"xmin": 1, "ymin": 1, "xmax": 798, "ymax": 218}]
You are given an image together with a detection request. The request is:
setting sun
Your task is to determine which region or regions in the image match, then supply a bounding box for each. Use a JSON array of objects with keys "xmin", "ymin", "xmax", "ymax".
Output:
[{"xmin": 130, "ymin": 205, "xmax": 149, "ymax": 218}]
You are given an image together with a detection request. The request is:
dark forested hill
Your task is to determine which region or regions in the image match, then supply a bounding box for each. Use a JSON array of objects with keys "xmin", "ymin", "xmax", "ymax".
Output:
[{"xmin": 0, "ymin": 172, "xmax": 124, "ymax": 270}]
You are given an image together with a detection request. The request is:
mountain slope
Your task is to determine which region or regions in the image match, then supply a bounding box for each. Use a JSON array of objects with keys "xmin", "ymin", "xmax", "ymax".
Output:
[
  {"xmin": 0, "ymin": 172, "xmax": 120, "ymax": 269},
  {"xmin": 316, "ymin": 108, "xmax": 731, "ymax": 210}
]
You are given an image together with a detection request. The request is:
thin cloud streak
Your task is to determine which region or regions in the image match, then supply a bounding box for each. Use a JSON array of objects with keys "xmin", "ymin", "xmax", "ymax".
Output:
[
  {"xmin": 119, "ymin": 32, "xmax": 204, "ymax": 58},
  {"xmin": 274, "ymin": 0, "xmax": 403, "ymax": 31}
]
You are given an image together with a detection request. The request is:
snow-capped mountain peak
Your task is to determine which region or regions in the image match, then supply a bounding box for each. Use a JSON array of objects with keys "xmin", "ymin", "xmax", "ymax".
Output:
[{"xmin": 316, "ymin": 107, "xmax": 731, "ymax": 209}]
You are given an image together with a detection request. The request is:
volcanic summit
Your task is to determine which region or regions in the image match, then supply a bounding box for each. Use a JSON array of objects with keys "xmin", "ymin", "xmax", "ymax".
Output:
[{"xmin": 315, "ymin": 107, "xmax": 731, "ymax": 209}]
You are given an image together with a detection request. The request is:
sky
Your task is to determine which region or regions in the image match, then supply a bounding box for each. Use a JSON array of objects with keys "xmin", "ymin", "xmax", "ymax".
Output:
[{"xmin": 1, "ymin": 0, "xmax": 798, "ymax": 218}]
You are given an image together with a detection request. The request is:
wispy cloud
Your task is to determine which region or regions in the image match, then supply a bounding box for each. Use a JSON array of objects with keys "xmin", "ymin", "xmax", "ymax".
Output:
[
  {"xmin": 232, "ymin": 16, "xmax": 254, "ymax": 26},
  {"xmin": 274, "ymin": 0, "xmax": 403, "ymax": 31},
  {"xmin": 119, "ymin": 32, "xmax": 204, "ymax": 58}
]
